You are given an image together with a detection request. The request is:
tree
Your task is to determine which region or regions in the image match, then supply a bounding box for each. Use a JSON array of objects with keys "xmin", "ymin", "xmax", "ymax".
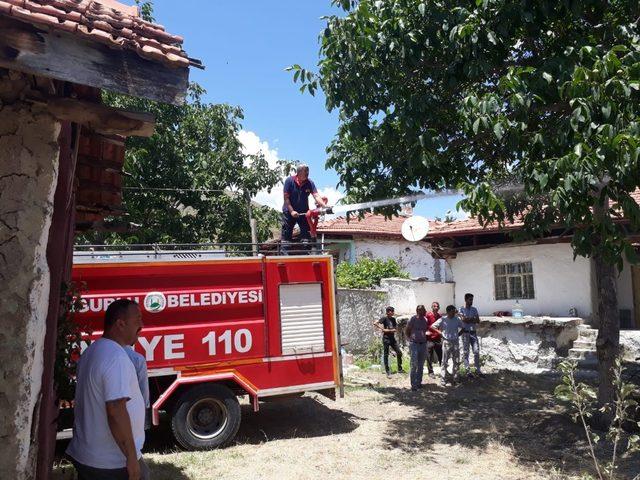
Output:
[
  {"xmin": 80, "ymin": 84, "xmax": 285, "ymax": 246},
  {"xmin": 77, "ymin": 0, "xmax": 286, "ymax": 247},
  {"xmin": 292, "ymin": 0, "xmax": 640, "ymax": 412}
]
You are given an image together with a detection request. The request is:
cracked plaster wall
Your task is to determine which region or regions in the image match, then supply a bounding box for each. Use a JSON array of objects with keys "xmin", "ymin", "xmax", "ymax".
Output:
[
  {"xmin": 0, "ymin": 101, "xmax": 61, "ymax": 480},
  {"xmin": 338, "ymin": 288, "xmax": 388, "ymax": 353},
  {"xmin": 476, "ymin": 318, "xmax": 581, "ymax": 373},
  {"xmin": 352, "ymin": 238, "xmax": 438, "ymax": 279}
]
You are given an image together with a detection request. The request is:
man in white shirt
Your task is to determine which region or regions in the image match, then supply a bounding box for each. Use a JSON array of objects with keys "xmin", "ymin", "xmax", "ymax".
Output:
[{"xmin": 67, "ymin": 299, "xmax": 147, "ymax": 480}]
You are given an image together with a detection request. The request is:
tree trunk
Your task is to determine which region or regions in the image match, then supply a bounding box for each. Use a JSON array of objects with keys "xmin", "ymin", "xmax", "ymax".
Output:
[{"xmin": 594, "ymin": 252, "xmax": 620, "ymax": 415}]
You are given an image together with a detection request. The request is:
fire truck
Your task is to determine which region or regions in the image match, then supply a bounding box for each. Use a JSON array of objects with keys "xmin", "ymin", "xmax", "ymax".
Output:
[{"xmin": 67, "ymin": 248, "xmax": 343, "ymax": 450}]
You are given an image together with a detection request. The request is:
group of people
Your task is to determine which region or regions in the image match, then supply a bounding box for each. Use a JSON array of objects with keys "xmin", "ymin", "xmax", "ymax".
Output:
[{"xmin": 375, "ymin": 293, "xmax": 483, "ymax": 391}]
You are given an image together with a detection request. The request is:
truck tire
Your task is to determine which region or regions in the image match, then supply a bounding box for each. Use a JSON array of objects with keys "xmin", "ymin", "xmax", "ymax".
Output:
[{"xmin": 171, "ymin": 384, "xmax": 241, "ymax": 450}]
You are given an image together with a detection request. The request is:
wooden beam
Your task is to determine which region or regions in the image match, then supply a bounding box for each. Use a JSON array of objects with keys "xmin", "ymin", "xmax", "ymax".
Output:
[
  {"xmin": 0, "ymin": 17, "xmax": 189, "ymax": 105},
  {"xmin": 46, "ymin": 98, "xmax": 155, "ymax": 137}
]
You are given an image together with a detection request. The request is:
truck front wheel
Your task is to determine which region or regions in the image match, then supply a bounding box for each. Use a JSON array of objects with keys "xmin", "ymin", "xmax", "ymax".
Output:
[{"xmin": 171, "ymin": 384, "xmax": 241, "ymax": 450}]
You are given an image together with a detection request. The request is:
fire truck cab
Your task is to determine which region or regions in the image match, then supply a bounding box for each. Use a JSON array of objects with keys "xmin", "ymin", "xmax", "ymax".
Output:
[{"xmin": 67, "ymin": 250, "xmax": 343, "ymax": 450}]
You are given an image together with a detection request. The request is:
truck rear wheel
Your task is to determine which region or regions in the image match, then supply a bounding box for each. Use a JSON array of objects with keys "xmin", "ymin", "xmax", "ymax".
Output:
[{"xmin": 171, "ymin": 384, "xmax": 241, "ymax": 450}]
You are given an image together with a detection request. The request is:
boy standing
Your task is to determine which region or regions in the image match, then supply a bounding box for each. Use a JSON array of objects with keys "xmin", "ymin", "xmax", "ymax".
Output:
[
  {"xmin": 374, "ymin": 306, "xmax": 404, "ymax": 377},
  {"xmin": 432, "ymin": 305, "xmax": 464, "ymax": 387},
  {"xmin": 460, "ymin": 293, "xmax": 483, "ymax": 377}
]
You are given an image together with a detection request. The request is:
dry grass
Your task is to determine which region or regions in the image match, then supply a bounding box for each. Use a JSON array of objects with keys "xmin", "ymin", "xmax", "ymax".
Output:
[{"xmin": 53, "ymin": 369, "xmax": 640, "ymax": 480}]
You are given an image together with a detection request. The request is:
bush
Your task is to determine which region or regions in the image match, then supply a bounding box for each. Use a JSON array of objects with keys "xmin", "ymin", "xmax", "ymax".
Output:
[{"xmin": 336, "ymin": 258, "xmax": 409, "ymax": 289}]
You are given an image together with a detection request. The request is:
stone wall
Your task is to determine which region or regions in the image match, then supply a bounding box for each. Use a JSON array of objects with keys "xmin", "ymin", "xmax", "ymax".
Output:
[
  {"xmin": 338, "ymin": 288, "xmax": 388, "ymax": 353},
  {"xmin": 0, "ymin": 100, "xmax": 61, "ymax": 479},
  {"xmin": 476, "ymin": 317, "xmax": 581, "ymax": 373},
  {"xmin": 621, "ymin": 330, "xmax": 640, "ymax": 362}
]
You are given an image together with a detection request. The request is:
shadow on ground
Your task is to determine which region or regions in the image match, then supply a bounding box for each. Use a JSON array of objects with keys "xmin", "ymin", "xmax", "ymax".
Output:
[
  {"xmin": 374, "ymin": 370, "xmax": 640, "ymax": 478},
  {"xmin": 143, "ymin": 395, "xmax": 361, "ymax": 453},
  {"xmin": 235, "ymin": 395, "xmax": 361, "ymax": 444},
  {"xmin": 51, "ymin": 456, "xmax": 190, "ymax": 480},
  {"xmin": 146, "ymin": 457, "xmax": 191, "ymax": 480}
]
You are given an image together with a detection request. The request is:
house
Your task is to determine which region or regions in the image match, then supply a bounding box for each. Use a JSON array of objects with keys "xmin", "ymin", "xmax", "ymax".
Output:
[
  {"xmin": 0, "ymin": 1, "xmax": 197, "ymax": 477},
  {"xmin": 428, "ymin": 197, "xmax": 640, "ymax": 329},
  {"xmin": 319, "ymin": 198, "xmax": 639, "ymax": 330},
  {"xmin": 318, "ymin": 211, "xmax": 448, "ymax": 280}
]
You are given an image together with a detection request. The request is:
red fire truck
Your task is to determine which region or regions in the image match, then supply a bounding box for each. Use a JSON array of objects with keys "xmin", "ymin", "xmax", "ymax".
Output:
[{"xmin": 68, "ymin": 249, "xmax": 343, "ymax": 449}]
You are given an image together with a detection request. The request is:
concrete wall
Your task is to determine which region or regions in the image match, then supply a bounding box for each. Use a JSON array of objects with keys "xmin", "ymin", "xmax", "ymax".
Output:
[
  {"xmin": 621, "ymin": 330, "xmax": 640, "ymax": 361},
  {"xmin": 381, "ymin": 278, "xmax": 455, "ymax": 316},
  {"xmin": 476, "ymin": 317, "xmax": 581, "ymax": 373},
  {"xmin": 352, "ymin": 238, "xmax": 437, "ymax": 279},
  {"xmin": 449, "ymin": 243, "xmax": 594, "ymax": 319},
  {"xmin": 337, "ymin": 288, "xmax": 388, "ymax": 353},
  {"xmin": 0, "ymin": 101, "xmax": 61, "ymax": 479}
]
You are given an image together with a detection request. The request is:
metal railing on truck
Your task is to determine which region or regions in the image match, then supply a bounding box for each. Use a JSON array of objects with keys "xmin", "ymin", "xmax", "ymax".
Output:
[{"xmin": 73, "ymin": 240, "xmax": 338, "ymax": 262}]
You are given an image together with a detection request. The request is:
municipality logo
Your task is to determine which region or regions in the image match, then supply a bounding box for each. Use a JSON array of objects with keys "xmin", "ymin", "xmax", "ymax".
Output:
[{"xmin": 144, "ymin": 292, "xmax": 167, "ymax": 313}]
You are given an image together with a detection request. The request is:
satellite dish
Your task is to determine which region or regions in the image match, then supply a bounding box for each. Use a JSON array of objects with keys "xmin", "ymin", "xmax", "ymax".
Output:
[{"xmin": 401, "ymin": 216, "xmax": 430, "ymax": 242}]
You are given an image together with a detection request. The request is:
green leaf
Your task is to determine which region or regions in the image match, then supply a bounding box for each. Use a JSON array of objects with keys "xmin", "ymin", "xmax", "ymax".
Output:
[
  {"xmin": 418, "ymin": 3, "xmax": 426, "ymax": 16},
  {"xmin": 487, "ymin": 30, "xmax": 497, "ymax": 45},
  {"xmin": 539, "ymin": 173, "xmax": 549, "ymax": 189},
  {"xmin": 473, "ymin": 118, "xmax": 481, "ymax": 135},
  {"xmin": 543, "ymin": 72, "xmax": 553, "ymax": 84},
  {"xmin": 493, "ymin": 122, "xmax": 504, "ymax": 140}
]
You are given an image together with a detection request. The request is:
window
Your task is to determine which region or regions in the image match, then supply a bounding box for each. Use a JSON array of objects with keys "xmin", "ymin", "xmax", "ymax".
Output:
[
  {"xmin": 494, "ymin": 262, "xmax": 535, "ymax": 300},
  {"xmin": 279, "ymin": 283, "xmax": 325, "ymax": 355}
]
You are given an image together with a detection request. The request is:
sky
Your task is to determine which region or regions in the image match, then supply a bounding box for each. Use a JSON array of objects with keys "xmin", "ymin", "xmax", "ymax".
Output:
[{"xmin": 150, "ymin": 0, "xmax": 462, "ymax": 219}]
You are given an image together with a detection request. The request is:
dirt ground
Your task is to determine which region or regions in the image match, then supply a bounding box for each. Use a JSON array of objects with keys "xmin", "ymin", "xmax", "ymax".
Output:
[{"xmin": 53, "ymin": 369, "xmax": 640, "ymax": 480}]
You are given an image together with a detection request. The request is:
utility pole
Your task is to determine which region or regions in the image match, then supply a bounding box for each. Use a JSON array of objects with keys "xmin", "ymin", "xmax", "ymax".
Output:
[{"xmin": 245, "ymin": 191, "xmax": 258, "ymax": 256}]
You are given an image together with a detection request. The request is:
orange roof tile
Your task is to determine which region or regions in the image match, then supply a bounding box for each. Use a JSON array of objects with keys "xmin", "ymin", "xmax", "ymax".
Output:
[
  {"xmin": 429, "ymin": 189, "xmax": 640, "ymax": 237},
  {"xmin": 0, "ymin": 0, "xmax": 199, "ymax": 69},
  {"xmin": 318, "ymin": 212, "xmax": 408, "ymax": 237},
  {"xmin": 319, "ymin": 189, "xmax": 640, "ymax": 239}
]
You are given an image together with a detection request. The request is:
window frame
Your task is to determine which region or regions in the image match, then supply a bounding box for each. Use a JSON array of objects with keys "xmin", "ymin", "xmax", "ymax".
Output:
[{"xmin": 493, "ymin": 261, "xmax": 535, "ymax": 300}]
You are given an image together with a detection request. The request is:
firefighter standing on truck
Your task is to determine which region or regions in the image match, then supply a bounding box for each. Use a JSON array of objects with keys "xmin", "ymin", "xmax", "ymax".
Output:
[{"xmin": 281, "ymin": 164, "xmax": 327, "ymax": 251}]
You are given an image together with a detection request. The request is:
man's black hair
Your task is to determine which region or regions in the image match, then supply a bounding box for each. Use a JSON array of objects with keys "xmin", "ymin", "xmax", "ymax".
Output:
[
  {"xmin": 446, "ymin": 305, "xmax": 456, "ymax": 314},
  {"xmin": 432, "ymin": 301, "xmax": 440, "ymax": 308},
  {"xmin": 104, "ymin": 299, "xmax": 138, "ymax": 330},
  {"xmin": 386, "ymin": 306, "xmax": 395, "ymax": 313},
  {"xmin": 464, "ymin": 293, "xmax": 474, "ymax": 300},
  {"xmin": 416, "ymin": 304, "xmax": 426, "ymax": 313}
]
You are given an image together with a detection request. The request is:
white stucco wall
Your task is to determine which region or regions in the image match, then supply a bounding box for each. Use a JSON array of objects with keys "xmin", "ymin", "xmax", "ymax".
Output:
[
  {"xmin": 616, "ymin": 258, "xmax": 634, "ymax": 313},
  {"xmin": 381, "ymin": 278, "xmax": 455, "ymax": 316},
  {"xmin": 449, "ymin": 243, "xmax": 594, "ymax": 318},
  {"xmin": 352, "ymin": 238, "xmax": 437, "ymax": 279}
]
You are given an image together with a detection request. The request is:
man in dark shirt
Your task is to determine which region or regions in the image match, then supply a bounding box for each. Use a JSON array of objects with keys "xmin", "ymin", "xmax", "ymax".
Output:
[
  {"xmin": 374, "ymin": 306, "xmax": 404, "ymax": 377},
  {"xmin": 281, "ymin": 164, "xmax": 327, "ymax": 250},
  {"xmin": 405, "ymin": 305, "xmax": 429, "ymax": 391}
]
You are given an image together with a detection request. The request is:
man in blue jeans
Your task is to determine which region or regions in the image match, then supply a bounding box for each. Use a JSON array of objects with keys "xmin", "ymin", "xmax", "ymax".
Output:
[
  {"xmin": 460, "ymin": 293, "xmax": 484, "ymax": 377},
  {"xmin": 281, "ymin": 164, "xmax": 327, "ymax": 251},
  {"xmin": 404, "ymin": 305, "xmax": 429, "ymax": 391}
]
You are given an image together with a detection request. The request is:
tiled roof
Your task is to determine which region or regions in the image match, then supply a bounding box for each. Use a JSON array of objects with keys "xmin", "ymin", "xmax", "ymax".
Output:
[
  {"xmin": 318, "ymin": 189, "xmax": 640, "ymax": 239},
  {"xmin": 318, "ymin": 212, "xmax": 407, "ymax": 237},
  {"xmin": 429, "ymin": 189, "xmax": 640, "ymax": 237},
  {"xmin": 0, "ymin": 0, "xmax": 198, "ymax": 68}
]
